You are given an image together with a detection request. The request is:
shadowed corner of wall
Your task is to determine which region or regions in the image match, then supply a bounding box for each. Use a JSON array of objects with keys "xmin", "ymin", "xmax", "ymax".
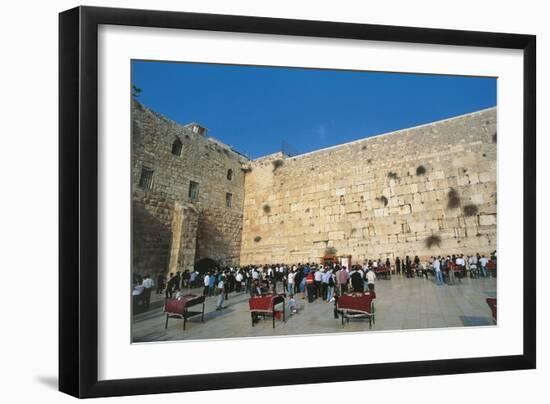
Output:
[
  {"xmin": 196, "ymin": 214, "xmax": 238, "ymax": 271},
  {"xmin": 133, "ymin": 203, "xmax": 172, "ymax": 277}
]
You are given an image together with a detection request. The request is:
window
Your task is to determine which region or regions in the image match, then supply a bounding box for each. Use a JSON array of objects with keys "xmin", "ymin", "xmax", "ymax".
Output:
[
  {"xmin": 171, "ymin": 138, "xmax": 183, "ymax": 156},
  {"xmin": 138, "ymin": 166, "xmax": 154, "ymax": 190},
  {"xmin": 188, "ymin": 181, "xmax": 199, "ymax": 200},
  {"xmin": 226, "ymin": 193, "xmax": 233, "ymax": 208},
  {"xmin": 227, "ymin": 169, "xmax": 233, "ymax": 180}
]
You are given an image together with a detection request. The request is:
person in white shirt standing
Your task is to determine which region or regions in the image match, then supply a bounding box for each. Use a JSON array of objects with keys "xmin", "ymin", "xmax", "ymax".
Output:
[
  {"xmin": 433, "ymin": 257, "xmax": 443, "ymax": 285},
  {"xmin": 287, "ymin": 270, "xmax": 295, "ymax": 295},
  {"xmin": 203, "ymin": 273, "xmax": 210, "ymax": 297},
  {"xmin": 366, "ymin": 268, "xmax": 376, "ymax": 292},
  {"xmin": 141, "ymin": 274, "xmax": 155, "ymax": 310},
  {"xmin": 216, "ymin": 275, "xmax": 225, "ymax": 310},
  {"xmin": 479, "ymin": 255, "xmax": 489, "ymax": 278}
]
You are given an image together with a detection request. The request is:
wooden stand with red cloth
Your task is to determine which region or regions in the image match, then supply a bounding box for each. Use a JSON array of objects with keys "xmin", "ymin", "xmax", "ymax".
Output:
[
  {"xmin": 375, "ymin": 265, "xmax": 390, "ymax": 279},
  {"xmin": 487, "ymin": 261, "xmax": 497, "ymax": 277},
  {"xmin": 486, "ymin": 297, "xmax": 497, "ymax": 324},
  {"xmin": 249, "ymin": 293, "xmax": 285, "ymax": 328},
  {"xmin": 164, "ymin": 294, "xmax": 205, "ymax": 331},
  {"xmin": 336, "ymin": 291, "xmax": 376, "ymax": 328}
]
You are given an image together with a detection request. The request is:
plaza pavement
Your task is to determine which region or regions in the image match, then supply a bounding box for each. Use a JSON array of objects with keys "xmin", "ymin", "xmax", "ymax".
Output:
[{"xmin": 132, "ymin": 274, "xmax": 496, "ymax": 343}]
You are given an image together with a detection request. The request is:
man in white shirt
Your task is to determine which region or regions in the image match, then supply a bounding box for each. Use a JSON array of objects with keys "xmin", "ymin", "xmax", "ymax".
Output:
[
  {"xmin": 468, "ymin": 255, "xmax": 478, "ymax": 278},
  {"xmin": 141, "ymin": 274, "xmax": 155, "ymax": 309},
  {"xmin": 287, "ymin": 270, "xmax": 295, "ymax": 295},
  {"xmin": 366, "ymin": 268, "xmax": 377, "ymax": 292},
  {"xmin": 433, "ymin": 257, "xmax": 443, "ymax": 285},
  {"xmin": 203, "ymin": 273, "xmax": 210, "ymax": 296},
  {"xmin": 479, "ymin": 255, "xmax": 489, "ymax": 277}
]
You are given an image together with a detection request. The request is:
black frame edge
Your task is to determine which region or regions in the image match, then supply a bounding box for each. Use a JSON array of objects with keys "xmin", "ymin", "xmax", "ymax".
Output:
[
  {"xmin": 59, "ymin": 6, "xmax": 81, "ymax": 398},
  {"xmin": 59, "ymin": 5, "xmax": 537, "ymax": 398},
  {"xmin": 522, "ymin": 35, "xmax": 536, "ymax": 369}
]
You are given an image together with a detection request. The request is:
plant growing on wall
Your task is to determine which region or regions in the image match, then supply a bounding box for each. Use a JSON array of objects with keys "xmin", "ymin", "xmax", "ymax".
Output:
[
  {"xmin": 131, "ymin": 84, "xmax": 142, "ymax": 98},
  {"xmin": 447, "ymin": 188, "xmax": 461, "ymax": 209},
  {"xmin": 262, "ymin": 204, "xmax": 271, "ymax": 214},
  {"xmin": 492, "ymin": 132, "xmax": 497, "ymax": 143},
  {"xmin": 416, "ymin": 165, "xmax": 426, "ymax": 176},
  {"xmin": 463, "ymin": 203, "xmax": 479, "ymax": 217},
  {"xmin": 254, "ymin": 236, "xmax": 262, "ymax": 242},
  {"xmin": 272, "ymin": 159, "xmax": 284, "ymax": 172},
  {"xmin": 325, "ymin": 246, "xmax": 337, "ymax": 256},
  {"xmin": 425, "ymin": 234, "xmax": 442, "ymax": 248},
  {"xmin": 376, "ymin": 195, "xmax": 389, "ymax": 207},
  {"xmin": 387, "ymin": 171, "xmax": 398, "ymax": 180}
]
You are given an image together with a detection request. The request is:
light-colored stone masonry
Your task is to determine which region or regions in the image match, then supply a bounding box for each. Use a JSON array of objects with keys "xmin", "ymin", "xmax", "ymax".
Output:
[
  {"xmin": 132, "ymin": 100, "xmax": 496, "ymax": 275},
  {"xmin": 240, "ymin": 108, "xmax": 497, "ymax": 265},
  {"xmin": 132, "ymin": 101, "xmax": 247, "ymax": 275}
]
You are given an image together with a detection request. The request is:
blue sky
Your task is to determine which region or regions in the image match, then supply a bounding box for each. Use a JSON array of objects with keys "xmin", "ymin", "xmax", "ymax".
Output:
[{"xmin": 132, "ymin": 60, "xmax": 496, "ymax": 159}]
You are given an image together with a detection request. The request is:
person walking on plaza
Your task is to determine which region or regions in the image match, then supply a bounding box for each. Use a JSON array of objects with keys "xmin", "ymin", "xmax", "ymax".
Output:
[
  {"xmin": 235, "ymin": 270, "xmax": 243, "ymax": 293},
  {"xmin": 141, "ymin": 274, "xmax": 154, "ymax": 310},
  {"xmin": 479, "ymin": 254, "xmax": 489, "ymax": 277},
  {"xmin": 165, "ymin": 273, "xmax": 176, "ymax": 299},
  {"xmin": 366, "ymin": 267, "xmax": 376, "ymax": 292},
  {"xmin": 433, "ymin": 256, "xmax": 443, "ymax": 285},
  {"xmin": 216, "ymin": 274, "xmax": 225, "ymax": 310},
  {"xmin": 189, "ymin": 270, "xmax": 197, "ymax": 288},
  {"xmin": 338, "ymin": 265, "xmax": 349, "ymax": 295},
  {"xmin": 395, "ymin": 256, "xmax": 401, "ymax": 275},
  {"xmin": 306, "ymin": 271, "xmax": 315, "ymax": 302},
  {"xmin": 469, "ymin": 255, "xmax": 478, "ymax": 278},
  {"xmin": 405, "ymin": 256, "xmax": 412, "ymax": 278},
  {"xmin": 314, "ymin": 267, "xmax": 323, "ymax": 299},
  {"xmin": 326, "ymin": 270, "xmax": 335, "ymax": 302},
  {"xmin": 156, "ymin": 272, "xmax": 165, "ymax": 295},
  {"xmin": 321, "ymin": 269, "xmax": 331, "ymax": 300},
  {"xmin": 203, "ymin": 272, "xmax": 210, "ymax": 297},
  {"xmin": 287, "ymin": 269, "xmax": 295, "ymax": 296},
  {"xmin": 351, "ymin": 266, "xmax": 364, "ymax": 292},
  {"xmin": 208, "ymin": 271, "xmax": 216, "ymax": 296}
]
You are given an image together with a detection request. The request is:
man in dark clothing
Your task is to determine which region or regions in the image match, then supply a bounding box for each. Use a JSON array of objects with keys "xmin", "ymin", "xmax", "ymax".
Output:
[
  {"xmin": 173, "ymin": 272, "xmax": 181, "ymax": 290},
  {"xmin": 156, "ymin": 273, "xmax": 165, "ymax": 294},
  {"xmin": 351, "ymin": 269, "xmax": 364, "ymax": 292},
  {"xmin": 165, "ymin": 273, "xmax": 175, "ymax": 299},
  {"xmin": 395, "ymin": 257, "xmax": 401, "ymax": 275}
]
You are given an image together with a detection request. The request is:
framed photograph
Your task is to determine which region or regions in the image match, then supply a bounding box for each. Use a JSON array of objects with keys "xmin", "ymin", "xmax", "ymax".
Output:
[{"xmin": 59, "ymin": 6, "xmax": 536, "ymax": 398}]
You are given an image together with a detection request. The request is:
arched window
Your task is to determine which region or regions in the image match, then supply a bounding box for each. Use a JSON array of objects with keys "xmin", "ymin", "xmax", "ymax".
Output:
[
  {"xmin": 171, "ymin": 138, "xmax": 183, "ymax": 156},
  {"xmin": 227, "ymin": 169, "xmax": 233, "ymax": 180}
]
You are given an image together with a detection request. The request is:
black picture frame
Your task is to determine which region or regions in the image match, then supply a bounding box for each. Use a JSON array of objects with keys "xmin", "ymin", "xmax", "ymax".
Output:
[{"xmin": 59, "ymin": 6, "xmax": 536, "ymax": 398}]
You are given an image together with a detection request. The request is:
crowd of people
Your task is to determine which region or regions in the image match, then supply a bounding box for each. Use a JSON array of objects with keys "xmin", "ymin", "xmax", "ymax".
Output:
[{"xmin": 132, "ymin": 250, "xmax": 496, "ymax": 315}]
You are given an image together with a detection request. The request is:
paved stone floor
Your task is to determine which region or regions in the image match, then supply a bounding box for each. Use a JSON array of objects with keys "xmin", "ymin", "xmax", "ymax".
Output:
[{"xmin": 132, "ymin": 275, "xmax": 497, "ymax": 343}]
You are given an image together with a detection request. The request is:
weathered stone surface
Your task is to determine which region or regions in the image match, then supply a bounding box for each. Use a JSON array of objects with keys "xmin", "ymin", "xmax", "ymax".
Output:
[
  {"xmin": 132, "ymin": 101, "xmax": 247, "ymax": 275},
  {"xmin": 132, "ymin": 100, "xmax": 497, "ymax": 273},
  {"xmin": 240, "ymin": 108, "xmax": 497, "ymax": 264}
]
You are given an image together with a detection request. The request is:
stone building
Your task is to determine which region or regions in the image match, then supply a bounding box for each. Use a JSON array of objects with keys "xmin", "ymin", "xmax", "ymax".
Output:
[
  {"xmin": 132, "ymin": 101, "xmax": 248, "ymax": 276},
  {"xmin": 132, "ymin": 100, "xmax": 497, "ymax": 276}
]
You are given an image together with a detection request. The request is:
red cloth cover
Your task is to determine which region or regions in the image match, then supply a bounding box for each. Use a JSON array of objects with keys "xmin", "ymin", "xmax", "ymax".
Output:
[
  {"xmin": 164, "ymin": 295, "xmax": 201, "ymax": 314},
  {"xmin": 486, "ymin": 297, "xmax": 497, "ymax": 321},
  {"xmin": 249, "ymin": 294, "xmax": 277, "ymax": 312},
  {"xmin": 337, "ymin": 292, "xmax": 376, "ymax": 314}
]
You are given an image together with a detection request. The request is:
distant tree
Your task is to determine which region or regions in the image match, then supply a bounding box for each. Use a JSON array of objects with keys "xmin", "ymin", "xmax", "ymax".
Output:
[{"xmin": 132, "ymin": 84, "xmax": 142, "ymax": 98}]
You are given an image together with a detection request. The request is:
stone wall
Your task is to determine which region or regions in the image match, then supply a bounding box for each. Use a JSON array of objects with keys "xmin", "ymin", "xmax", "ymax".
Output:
[
  {"xmin": 132, "ymin": 190, "xmax": 173, "ymax": 276},
  {"xmin": 132, "ymin": 101, "xmax": 247, "ymax": 275},
  {"xmin": 239, "ymin": 108, "xmax": 497, "ymax": 265}
]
